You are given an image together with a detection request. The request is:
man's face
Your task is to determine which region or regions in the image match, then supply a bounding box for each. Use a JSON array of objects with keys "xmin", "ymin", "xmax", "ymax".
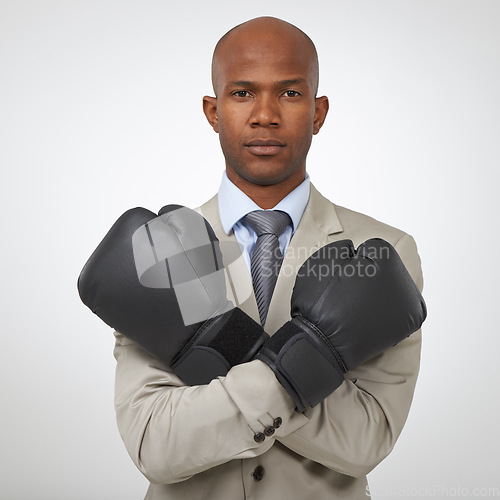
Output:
[{"xmin": 204, "ymin": 27, "xmax": 328, "ymax": 187}]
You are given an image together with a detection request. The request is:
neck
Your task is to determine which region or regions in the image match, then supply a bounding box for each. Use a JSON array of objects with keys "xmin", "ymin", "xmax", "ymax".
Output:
[{"xmin": 226, "ymin": 168, "xmax": 305, "ymax": 209}]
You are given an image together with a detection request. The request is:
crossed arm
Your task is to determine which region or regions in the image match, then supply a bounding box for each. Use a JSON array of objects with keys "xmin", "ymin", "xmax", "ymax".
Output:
[{"xmin": 113, "ymin": 234, "xmax": 423, "ymax": 484}]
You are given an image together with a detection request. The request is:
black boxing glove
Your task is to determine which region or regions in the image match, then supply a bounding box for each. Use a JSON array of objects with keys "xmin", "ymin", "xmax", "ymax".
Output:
[
  {"xmin": 78, "ymin": 205, "xmax": 267, "ymax": 385},
  {"xmin": 256, "ymin": 239, "xmax": 427, "ymax": 412}
]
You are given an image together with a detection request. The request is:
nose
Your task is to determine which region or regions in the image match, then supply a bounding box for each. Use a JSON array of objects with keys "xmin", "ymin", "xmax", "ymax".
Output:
[{"xmin": 250, "ymin": 95, "xmax": 280, "ymax": 127}]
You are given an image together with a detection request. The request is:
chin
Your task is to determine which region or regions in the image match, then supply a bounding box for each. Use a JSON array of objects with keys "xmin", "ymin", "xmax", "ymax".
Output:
[
  {"xmin": 239, "ymin": 163, "xmax": 300, "ymax": 187},
  {"xmin": 244, "ymin": 172, "xmax": 286, "ymax": 186}
]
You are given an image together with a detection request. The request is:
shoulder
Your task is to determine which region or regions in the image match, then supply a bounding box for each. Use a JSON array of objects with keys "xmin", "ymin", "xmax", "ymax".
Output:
[
  {"xmin": 334, "ymin": 203, "xmax": 407, "ymax": 245},
  {"xmin": 313, "ymin": 187, "xmax": 424, "ymax": 291},
  {"xmin": 309, "ymin": 184, "xmax": 407, "ymax": 245}
]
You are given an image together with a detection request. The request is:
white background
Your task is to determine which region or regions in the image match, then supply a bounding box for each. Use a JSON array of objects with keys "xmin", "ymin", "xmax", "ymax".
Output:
[{"xmin": 1, "ymin": 1, "xmax": 499, "ymax": 498}]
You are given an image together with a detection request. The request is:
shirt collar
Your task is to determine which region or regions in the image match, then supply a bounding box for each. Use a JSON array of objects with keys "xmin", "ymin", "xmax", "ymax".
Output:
[{"xmin": 218, "ymin": 170, "xmax": 311, "ymax": 235}]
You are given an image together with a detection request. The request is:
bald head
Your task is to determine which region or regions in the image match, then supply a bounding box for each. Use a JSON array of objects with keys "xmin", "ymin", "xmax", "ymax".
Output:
[{"xmin": 211, "ymin": 17, "xmax": 319, "ymax": 96}]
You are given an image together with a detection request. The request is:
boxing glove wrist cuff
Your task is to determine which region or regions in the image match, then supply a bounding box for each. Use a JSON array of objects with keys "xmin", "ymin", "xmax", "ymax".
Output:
[
  {"xmin": 256, "ymin": 317, "xmax": 345, "ymax": 412},
  {"xmin": 172, "ymin": 308, "xmax": 268, "ymax": 386}
]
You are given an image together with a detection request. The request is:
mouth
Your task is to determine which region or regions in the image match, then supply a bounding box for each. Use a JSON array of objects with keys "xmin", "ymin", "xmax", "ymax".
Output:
[{"xmin": 245, "ymin": 139, "xmax": 285, "ymax": 156}]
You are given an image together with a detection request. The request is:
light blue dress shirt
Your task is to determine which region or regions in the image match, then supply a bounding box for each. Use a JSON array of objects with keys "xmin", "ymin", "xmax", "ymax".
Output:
[{"xmin": 218, "ymin": 171, "xmax": 311, "ymax": 272}]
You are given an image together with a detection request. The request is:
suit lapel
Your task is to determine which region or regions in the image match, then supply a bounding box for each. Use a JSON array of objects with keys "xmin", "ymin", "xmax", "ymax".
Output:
[
  {"xmin": 198, "ymin": 195, "xmax": 260, "ymax": 322},
  {"xmin": 265, "ymin": 184, "xmax": 344, "ymax": 333}
]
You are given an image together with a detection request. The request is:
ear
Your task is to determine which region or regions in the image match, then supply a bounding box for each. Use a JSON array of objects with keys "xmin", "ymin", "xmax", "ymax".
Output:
[
  {"xmin": 313, "ymin": 95, "xmax": 329, "ymax": 135},
  {"xmin": 203, "ymin": 96, "xmax": 219, "ymax": 133}
]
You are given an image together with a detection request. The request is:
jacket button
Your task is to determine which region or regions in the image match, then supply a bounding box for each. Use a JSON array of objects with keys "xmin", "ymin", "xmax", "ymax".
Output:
[
  {"xmin": 264, "ymin": 426, "xmax": 275, "ymax": 436},
  {"xmin": 273, "ymin": 417, "xmax": 282, "ymax": 429},
  {"xmin": 253, "ymin": 432, "xmax": 265, "ymax": 443},
  {"xmin": 252, "ymin": 465, "xmax": 265, "ymax": 482}
]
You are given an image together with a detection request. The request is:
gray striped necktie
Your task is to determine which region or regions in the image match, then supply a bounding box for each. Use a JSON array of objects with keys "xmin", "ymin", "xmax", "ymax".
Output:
[{"xmin": 243, "ymin": 210, "xmax": 291, "ymax": 326}]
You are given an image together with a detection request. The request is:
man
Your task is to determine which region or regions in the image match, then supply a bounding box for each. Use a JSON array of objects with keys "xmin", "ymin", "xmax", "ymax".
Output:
[{"xmin": 113, "ymin": 17, "xmax": 423, "ymax": 499}]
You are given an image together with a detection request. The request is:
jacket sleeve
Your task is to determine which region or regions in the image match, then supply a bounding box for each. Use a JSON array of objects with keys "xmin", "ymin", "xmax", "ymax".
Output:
[
  {"xmin": 113, "ymin": 338, "xmax": 307, "ymax": 484},
  {"xmin": 114, "ymin": 233, "xmax": 423, "ymax": 483},
  {"xmin": 276, "ymin": 233, "xmax": 424, "ymax": 478}
]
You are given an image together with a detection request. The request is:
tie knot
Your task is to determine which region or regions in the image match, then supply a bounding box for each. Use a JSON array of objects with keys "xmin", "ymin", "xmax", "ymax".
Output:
[{"xmin": 243, "ymin": 210, "xmax": 291, "ymax": 238}]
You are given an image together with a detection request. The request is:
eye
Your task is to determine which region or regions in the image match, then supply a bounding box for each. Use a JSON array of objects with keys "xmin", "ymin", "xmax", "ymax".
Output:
[
  {"xmin": 283, "ymin": 90, "xmax": 301, "ymax": 98},
  {"xmin": 232, "ymin": 90, "xmax": 251, "ymax": 98}
]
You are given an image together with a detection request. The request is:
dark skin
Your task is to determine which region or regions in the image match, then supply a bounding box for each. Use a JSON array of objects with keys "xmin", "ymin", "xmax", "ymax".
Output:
[{"xmin": 203, "ymin": 17, "xmax": 329, "ymax": 209}]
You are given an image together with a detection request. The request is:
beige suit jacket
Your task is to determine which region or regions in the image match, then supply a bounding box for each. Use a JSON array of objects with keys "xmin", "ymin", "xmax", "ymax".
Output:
[{"xmin": 113, "ymin": 184, "xmax": 423, "ymax": 500}]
